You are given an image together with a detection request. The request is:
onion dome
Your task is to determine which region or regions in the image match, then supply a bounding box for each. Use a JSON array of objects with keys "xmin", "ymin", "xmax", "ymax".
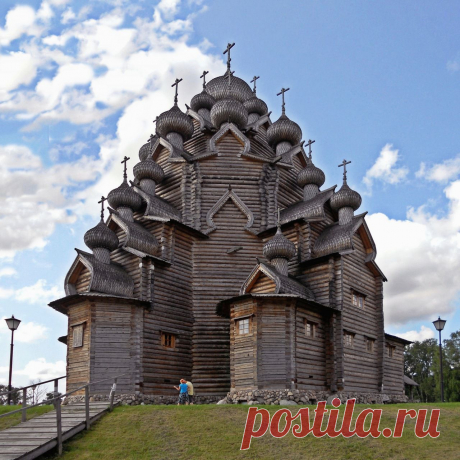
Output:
[
  {"xmin": 243, "ymin": 96, "xmax": 268, "ymax": 116},
  {"xmin": 155, "ymin": 105, "xmax": 194, "ymax": 142},
  {"xmin": 107, "ymin": 180, "xmax": 142, "ymax": 211},
  {"xmin": 210, "ymin": 98, "xmax": 248, "ymax": 129},
  {"xmin": 330, "ymin": 183, "xmax": 362, "ymax": 211},
  {"xmin": 297, "ymin": 162, "xmax": 326, "ymax": 188},
  {"xmin": 84, "ymin": 221, "xmax": 119, "ymax": 252},
  {"xmin": 206, "ymin": 73, "xmax": 254, "ymax": 103},
  {"xmin": 133, "ymin": 158, "xmax": 164, "ymax": 184},
  {"xmin": 139, "ymin": 140, "xmax": 154, "ymax": 161},
  {"xmin": 263, "ymin": 226, "xmax": 296, "ymax": 262},
  {"xmin": 190, "ymin": 90, "xmax": 216, "ymax": 112},
  {"xmin": 267, "ymin": 114, "xmax": 302, "ymax": 148}
]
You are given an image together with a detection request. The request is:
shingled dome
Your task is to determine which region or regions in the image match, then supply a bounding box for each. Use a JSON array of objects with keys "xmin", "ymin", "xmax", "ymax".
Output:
[
  {"xmin": 210, "ymin": 98, "xmax": 248, "ymax": 129},
  {"xmin": 205, "ymin": 73, "xmax": 254, "ymax": 103},
  {"xmin": 107, "ymin": 180, "xmax": 142, "ymax": 211},
  {"xmin": 297, "ymin": 162, "xmax": 326, "ymax": 188},
  {"xmin": 266, "ymin": 113, "xmax": 302, "ymax": 148},
  {"xmin": 139, "ymin": 142, "xmax": 152, "ymax": 161},
  {"xmin": 133, "ymin": 158, "xmax": 164, "ymax": 184},
  {"xmin": 190, "ymin": 90, "xmax": 216, "ymax": 112},
  {"xmin": 263, "ymin": 226, "xmax": 296, "ymax": 262},
  {"xmin": 155, "ymin": 105, "xmax": 194, "ymax": 141},
  {"xmin": 330, "ymin": 183, "xmax": 362, "ymax": 211},
  {"xmin": 84, "ymin": 221, "xmax": 119, "ymax": 252},
  {"xmin": 243, "ymin": 96, "xmax": 268, "ymax": 116}
]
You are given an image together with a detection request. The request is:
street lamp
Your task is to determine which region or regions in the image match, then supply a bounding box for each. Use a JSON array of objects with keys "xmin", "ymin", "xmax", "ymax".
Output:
[
  {"xmin": 432, "ymin": 316, "xmax": 446, "ymax": 403},
  {"xmin": 5, "ymin": 316, "xmax": 21, "ymax": 405}
]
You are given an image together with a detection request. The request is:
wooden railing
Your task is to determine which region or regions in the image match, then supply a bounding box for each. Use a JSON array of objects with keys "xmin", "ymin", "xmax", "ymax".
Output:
[{"xmin": 0, "ymin": 373, "xmax": 128, "ymax": 455}]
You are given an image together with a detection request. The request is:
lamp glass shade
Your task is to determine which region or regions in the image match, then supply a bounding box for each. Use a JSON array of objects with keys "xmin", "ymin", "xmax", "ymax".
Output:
[
  {"xmin": 433, "ymin": 317, "xmax": 446, "ymax": 332},
  {"xmin": 5, "ymin": 316, "xmax": 21, "ymax": 331}
]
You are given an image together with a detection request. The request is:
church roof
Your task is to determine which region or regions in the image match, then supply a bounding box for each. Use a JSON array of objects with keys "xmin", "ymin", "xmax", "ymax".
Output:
[
  {"xmin": 132, "ymin": 184, "xmax": 182, "ymax": 221},
  {"xmin": 312, "ymin": 212, "xmax": 367, "ymax": 258},
  {"xmin": 67, "ymin": 249, "xmax": 134, "ymax": 298}
]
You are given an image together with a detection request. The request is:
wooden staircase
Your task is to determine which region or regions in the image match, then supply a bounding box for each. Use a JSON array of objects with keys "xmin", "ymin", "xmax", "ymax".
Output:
[{"xmin": 0, "ymin": 402, "xmax": 114, "ymax": 460}]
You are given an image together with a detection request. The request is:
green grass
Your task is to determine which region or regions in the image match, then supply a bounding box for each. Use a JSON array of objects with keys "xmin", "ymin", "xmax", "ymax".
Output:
[
  {"xmin": 43, "ymin": 403, "xmax": 459, "ymax": 460},
  {"xmin": 0, "ymin": 404, "xmax": 53, "ymax": 431}
]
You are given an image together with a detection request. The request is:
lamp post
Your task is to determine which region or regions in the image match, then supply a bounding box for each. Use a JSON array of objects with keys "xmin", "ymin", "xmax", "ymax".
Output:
[
  {"xmin": 432, "ymin": 316, "xmax": 446, "ymax": 403},
  {"xmin": 5, "ymin": 316, "xmax": 21, "ymax": 405}
]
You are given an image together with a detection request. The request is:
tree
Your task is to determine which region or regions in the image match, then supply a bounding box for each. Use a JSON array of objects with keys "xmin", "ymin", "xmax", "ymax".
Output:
[
  {"xmin": 0, "ymin": 385, "xmax": 21, "ymax": 405},
  {"xmin": 405, "ymin": 330, "xmax": 460, "ymax": 402}
]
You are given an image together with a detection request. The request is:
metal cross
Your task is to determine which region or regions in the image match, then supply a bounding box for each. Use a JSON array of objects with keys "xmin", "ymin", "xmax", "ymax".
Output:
[
  {"xmin": 227, "ymin": 70, "xmax": 235, "ymax": 88},
  {"xmin": 200, "ymin": 70, "xmax": 209, "ymax": 89},
  {"xmin": 223, "ymin": 42, "xmax": 235, "ymax": 73},
  {"xmin": 277, "ymin": 87, "xmax": 290, "ymax": 114},
  {"xmin": 121, "ymin": 156, "xmax": 130, "ymax": 181},
  {"xmin": 171, "ymin": 78, "xmax": 183, "ymax": 106},
  {"xmin": 306, "ymin": 139, "xmax": 315, "ymax": 159},
  {"xmin": 250, "ymin": 75, "xmax": 260, "ymax": 94},
  {"xmin": 338, "ymin": 159, "xmax": 351, "ymax": 183},
  {"xmin": 98, "ymin": 196, "xmax": 107, "ymax": 221}
]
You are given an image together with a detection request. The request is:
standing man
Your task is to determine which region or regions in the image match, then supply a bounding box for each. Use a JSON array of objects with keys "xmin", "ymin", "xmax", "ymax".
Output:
[
  {"xmin": 186, "ymin": 380, "xmax": 194, "ymax": 405},
  {"xmin": 174, "ymin": 379, "xmax": 189, "ymax": 405}
]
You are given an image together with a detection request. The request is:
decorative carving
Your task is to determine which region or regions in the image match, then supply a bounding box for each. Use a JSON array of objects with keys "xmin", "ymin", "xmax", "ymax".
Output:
[{"xmin": 205, "ymin": 186, "xmax": 254, "ymax": 234}]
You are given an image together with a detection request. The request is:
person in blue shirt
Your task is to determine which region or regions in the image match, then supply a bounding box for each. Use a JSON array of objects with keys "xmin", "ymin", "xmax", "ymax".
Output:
[{"xmin": 174, "ymin": 379, "xmax": 189, "ymax": 405}]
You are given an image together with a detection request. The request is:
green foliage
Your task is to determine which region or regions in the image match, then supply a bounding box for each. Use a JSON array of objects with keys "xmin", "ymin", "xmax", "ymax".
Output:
[
  {"xmin": 0, "ymin": 385, "xmax": 21, "ymax": 405},
  {"xmin": 405, "ymin": 329, "xmax": 460, "ymax": 402}
]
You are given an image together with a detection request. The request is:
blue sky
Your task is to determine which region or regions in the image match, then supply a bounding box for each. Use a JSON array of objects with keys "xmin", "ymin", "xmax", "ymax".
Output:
[{"xmin": 0, "ymin": 0, "xmax": 459, "ymax": 389}]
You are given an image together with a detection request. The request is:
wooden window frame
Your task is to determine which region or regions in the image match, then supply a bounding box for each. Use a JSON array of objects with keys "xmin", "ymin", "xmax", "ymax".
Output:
[
  {"xmin": 343, "ymin": 331, "xmax": 355, "ymax": 347},
  {"xmin": 387, "ymin": 344, "xmax": 395, "ymax": 358},
  {"xmin": 304, "ymin": 320, "xmax": 317, "ymax": 338},
  {"xmin": 351, "ymin": 290, "xmax": 366, "ymax": 309},
  {"xmin": 366, "ymin": 337, "xmax": 375, "ymax": 353},
  {"xmin": 236, "ymin": 317, "xmax": 251, "ymax": 336},
  {"xmin": 72, "ymin": 324, "xmax": 84, "ymax": 348},
  {"xmin": 161, "ymin": 332, "xmax": 176, "ymax": 349}
]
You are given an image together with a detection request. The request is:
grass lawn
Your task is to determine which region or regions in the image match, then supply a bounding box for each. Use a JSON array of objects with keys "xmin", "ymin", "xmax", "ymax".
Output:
[
  {"xmin": 0, "ymin": 405, "xmax": 53, "ymax": 431},
  {"xmin": 43, "ymin": 402, "xmax": 459, "ymax": 460}
]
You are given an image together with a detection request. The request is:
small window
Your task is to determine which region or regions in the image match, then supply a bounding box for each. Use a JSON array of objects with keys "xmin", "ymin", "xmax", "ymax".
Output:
[
  {"xmin": 161, "ymin": 332, "xmax": 176, "ymax": 349},
  {"xmin": 305, "ymin": 321, "xmax": 317, "ymax": 338},
  {"xmin": 387, "ymin": 345, "xmax": 395, "ymax": 358},
  {"xmin": 72, "ymin": 325, "xmax": 84, "ymax": 348},
  {"xmin": 236, "ymin": 318, "xmax": 250, "ymax": 335},
  {"xmin": 366, "ymin": 338, "xmax": 375, "ymax": 353},
  {"xmin": 352, "ymin": 291, "xmax": 365, "ymax": 309},
  {"xmin": 344, "ymin": 331, "xmax": 355, "ymax": 347}
]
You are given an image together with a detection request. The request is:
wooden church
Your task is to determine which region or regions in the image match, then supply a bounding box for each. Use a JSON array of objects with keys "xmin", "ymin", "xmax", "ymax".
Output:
[{"xmin": 49, "ymin": 44, "xmax": 410, "ymax": 402}]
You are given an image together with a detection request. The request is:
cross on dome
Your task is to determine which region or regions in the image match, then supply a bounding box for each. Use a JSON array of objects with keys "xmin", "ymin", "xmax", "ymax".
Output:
[
  {"xmin": 171, "ymin": 78, "xmax": 183, "ymax": 106},
  {"xmin": 226, "ymin": 70, "xmax": 235, "ymax": 88},
  {"xmin": 338, "ymin": 159, "xmax": 351, "ymax": 184},
  {"xmin": 121, "ymin": 156, "xmax": 130, "ymax": 181},
  {"xmin": 306, "ymin": 139, "xmax": 315, "ymax": 160},
  {"xmin": 223, "ymin": 42, "xmax": 235, "ymax": 73},
  {"xmin": 98, "ymin": 196, "xmax": 107, "ymax": 221},
  {"xmin": 277, "ymin": 87, "xmax": 290, "ymax": 115},
  {"xmin": 200, "ymin": 70, "xmax": 209, "ymax": 89},
  {"xmin": 250, "ymin": 75, "xmax": 260, "ymax": 94}
]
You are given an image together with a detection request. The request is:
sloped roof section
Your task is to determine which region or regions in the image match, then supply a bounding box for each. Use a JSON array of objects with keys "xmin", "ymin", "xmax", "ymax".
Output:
[
  {"xmin": 280, "ymin": 186, "xmax": 336, "ymax": 225},
  {"xmin": 109, "ymin": 211, "xmax": 160, "ymax": 258},
  {"xmin": 313, "ymin": 213, "xmax": 367, "ymax": 258},
  {"xmin": 241, "ymin": 260, "xmax": 315, "ymax": 301},
  {"xmin": 132, "ymin": 184, "xmax": 182, "ymax": 221},
  {"xmin": 69, "ymin": 250, "xmax": 134, "ymax": 298}
]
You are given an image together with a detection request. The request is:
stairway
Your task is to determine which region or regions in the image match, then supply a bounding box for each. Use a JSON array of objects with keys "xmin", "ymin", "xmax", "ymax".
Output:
[{"xmin": 0, "ymin": 402, "xmax": 114, "ymax": 460}]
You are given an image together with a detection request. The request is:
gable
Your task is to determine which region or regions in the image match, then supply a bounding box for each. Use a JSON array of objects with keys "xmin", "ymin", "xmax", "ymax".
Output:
[{"xmin": 249, "ymin": 273, "xmax": 276, "ymax": 294}]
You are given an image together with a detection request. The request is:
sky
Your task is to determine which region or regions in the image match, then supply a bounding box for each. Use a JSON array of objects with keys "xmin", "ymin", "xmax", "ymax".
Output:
[{"xmin": 0, "ymin": 0, "xmax": 459, "ymax": 390}]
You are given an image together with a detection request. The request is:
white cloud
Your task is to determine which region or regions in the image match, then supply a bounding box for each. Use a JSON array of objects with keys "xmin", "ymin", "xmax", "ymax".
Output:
[
  {"xmin": 398, "ymin": 326, "xmax": 435, "ymax": 342},
  {"xmin": 416, "ymin": 155, "xmax": 460, "ymax": 183},
  {"xmin": 0, "ymin": 319, "xmax": 48, "ymax": 343},
  {"xmin": 363, "ymin": 144, "xmax": 409, "ymax": 191},
  {"xmin": 13, "ymin": 358, "xmax": 66, "ymax": 381},
  {"xmin": 15, "ymin": 280, "xmax": 63, "ymax": 304},
  {"xmin": 0, "ymin": 268, "xmax": 17, "ymax": 277},
  {"xmin": 0, "ymin": 5, "xmax": 36, "ymax": 46},
  {"xmin": 367, "ymin": 179, "xmax": 460, "ymax": 325},
  {"xmin": 0, "ymin": 52, "xmax": 37, "ymax": 97}
]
